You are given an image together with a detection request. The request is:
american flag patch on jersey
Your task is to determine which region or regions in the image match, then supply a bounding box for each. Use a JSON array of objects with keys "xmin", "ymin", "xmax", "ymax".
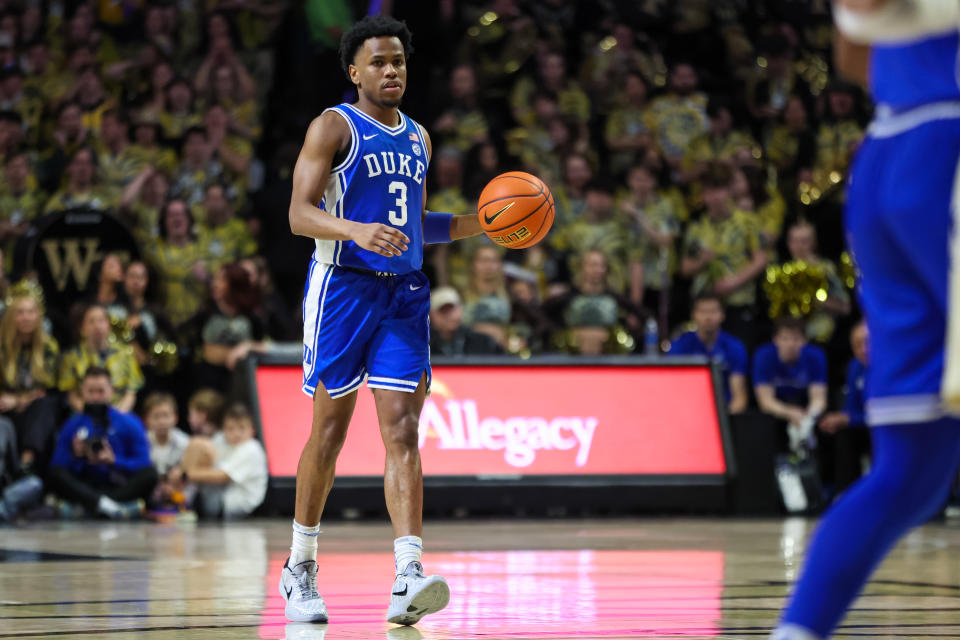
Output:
[{"xmin": 409, "ymin": 132, "xmax": 418, "ymax": 141}]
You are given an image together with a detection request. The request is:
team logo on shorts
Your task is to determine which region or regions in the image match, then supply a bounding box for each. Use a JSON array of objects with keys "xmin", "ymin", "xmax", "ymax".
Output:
[
  {"xmin": 412, "ymin": 143, "xmax": 421, "ymax": 156},
  {"xmin": 303, "ymin": 345, "xmax": 313, "ymax": 365}
]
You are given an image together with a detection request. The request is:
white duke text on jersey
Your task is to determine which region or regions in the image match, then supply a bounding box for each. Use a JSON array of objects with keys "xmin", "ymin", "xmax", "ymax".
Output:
[{"xmin": 314, "ymin": 102, "xmax": 429, "ymax": 274}]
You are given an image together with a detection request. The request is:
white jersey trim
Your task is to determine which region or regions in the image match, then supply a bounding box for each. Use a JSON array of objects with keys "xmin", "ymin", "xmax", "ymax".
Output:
[
  {"xmin": 303, "ymin": 373, "xmax": 367, "ymax": 399},
  {"xmin": 333, "ymin": 172, "xmax": 346, "ymax": 266},
  {"xmin": 368, "ymin": 381, "xmax": 419, "ymax": 394},
  {"xmin": 342, "ymin": 103, "xmax": 408, "ymax": 135},
  {"xmin": 327, "ymin": 376, "xmax": 368, "ymax": 399},
  {"xmin": 302, "ymin": 262, "xmax": 333, "ymax": 387},
  {"xmin": 367, "ymin": 376, "xmax": 419, "ymax": 387},
  {"xmin": 866, "ymin": 393, "xmax": 945, "ymax": 425},
  {"xmin": 322, "ymin": 107, "xmax": 360, "ymax": 173},
  {"xmin": 943, "ymin": 150, "xmax": 960, "ymax": 411},
  {"xmin": 313, "ymin": 172, "xmax": 347, "ymax": 265},
  {"xmin": 868, "ymin": 100, "xmax": 960, "ymax": 138}
]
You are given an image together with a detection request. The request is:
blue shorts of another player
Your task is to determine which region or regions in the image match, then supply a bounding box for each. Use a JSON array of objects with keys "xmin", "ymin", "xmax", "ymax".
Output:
[
  {"xmin": 301, "ymin": 261, "xmax": 431, "ymax": 399},
  {"xmin": 845, "ymin": 106, "xmax": 960, "ymax": 425}
]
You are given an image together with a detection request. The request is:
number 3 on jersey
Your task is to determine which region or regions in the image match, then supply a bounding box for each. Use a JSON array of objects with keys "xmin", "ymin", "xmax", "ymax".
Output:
[{"xmin": 388, "ymin": 181, "xmax": 407, "ymax": 226}]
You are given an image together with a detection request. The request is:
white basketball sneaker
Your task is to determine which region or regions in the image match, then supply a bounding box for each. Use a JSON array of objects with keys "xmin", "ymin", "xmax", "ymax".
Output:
[
  {"xmin": 386, "ymin": 561, "xmax": 450, "ymax": 626},
  {"xmin": 279, "ymin": 558, "xmax": 329, "ymax": 623}
]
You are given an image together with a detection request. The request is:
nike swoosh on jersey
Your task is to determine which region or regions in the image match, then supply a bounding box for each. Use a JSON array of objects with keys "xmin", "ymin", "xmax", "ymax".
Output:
[
  {"xmin": 363, "ymin": 133, "xmax": 378, "ymax": 140},
  {"xmin": 410, "ymin": 284, "xmax": 423, "ymax": 291},
  {"xmin": 484, "ymin": 201, "xmax": 515, "ymax": 225}
]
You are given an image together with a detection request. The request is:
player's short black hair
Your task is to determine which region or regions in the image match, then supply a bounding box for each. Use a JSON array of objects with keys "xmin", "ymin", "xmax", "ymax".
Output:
[{"xmin": 339, "ymin": 14, "xmax": 414, "ymax": 78}]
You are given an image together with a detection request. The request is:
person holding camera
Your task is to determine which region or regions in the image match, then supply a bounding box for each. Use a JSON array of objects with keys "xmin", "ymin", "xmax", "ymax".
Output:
[{"xmin": 48, "ymin": 367, "xmax": 157, "ymax": 519}]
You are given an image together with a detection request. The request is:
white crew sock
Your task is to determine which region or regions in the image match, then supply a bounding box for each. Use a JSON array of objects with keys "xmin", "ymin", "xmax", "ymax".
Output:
[
  {"xmin": 290, "ymin": 520, "xmax": 320, "ymax": 566},
  {"xmin": 770, "ymin": 624, "xmax": 822, "ymax": 640},
  {"xmin": 394, "ymin": 535, "xmax": 423, "ymax": 573}
]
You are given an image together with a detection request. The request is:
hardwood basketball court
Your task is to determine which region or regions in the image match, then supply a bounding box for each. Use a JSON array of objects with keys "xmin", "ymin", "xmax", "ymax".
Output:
[{"xmin": 1, "ymin": 518, "xmax": 958, "ymax": 639}]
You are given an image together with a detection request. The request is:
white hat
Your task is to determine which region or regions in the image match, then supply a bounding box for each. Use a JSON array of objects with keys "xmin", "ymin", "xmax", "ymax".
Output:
[{"xmin": 430, "ymin": 286, "xmax": 461, "ymax": 310}]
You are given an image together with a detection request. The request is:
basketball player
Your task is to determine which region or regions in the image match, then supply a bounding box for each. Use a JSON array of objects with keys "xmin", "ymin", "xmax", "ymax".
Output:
[
  {"xmin": 773, "ymin": 1, "xmax": 960, "ymax": 638},
  {"xmin": 279, "ymin": 15, "xmax": 484, "ymax": 625}
]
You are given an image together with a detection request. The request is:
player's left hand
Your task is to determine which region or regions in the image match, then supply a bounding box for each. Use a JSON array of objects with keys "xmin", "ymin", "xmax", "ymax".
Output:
[{"xmin": 350, "ymin": 222, "xmax": 410, "ymax": 257}]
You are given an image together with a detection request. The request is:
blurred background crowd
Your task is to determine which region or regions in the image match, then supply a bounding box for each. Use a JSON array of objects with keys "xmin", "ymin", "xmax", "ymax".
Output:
[{"xmin": 0, "ymin": 0, "xmax": 874, "ymax": 521}]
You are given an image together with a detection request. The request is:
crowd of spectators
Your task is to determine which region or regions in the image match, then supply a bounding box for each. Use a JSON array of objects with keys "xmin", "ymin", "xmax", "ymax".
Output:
[
  {"xmin": 0, "ymin": 0, "xmax": 283, "ymax": 522},
  {"xmin": 389, "ymin": 0, "xmax": 870, "ymax": 498},
  {"xmin": 0, "ymin": 0, "xmax": 873, "ymax": 519},
  {"xmin": 390, "ymin": 3, "xmax": 863, "ymax": 362}
]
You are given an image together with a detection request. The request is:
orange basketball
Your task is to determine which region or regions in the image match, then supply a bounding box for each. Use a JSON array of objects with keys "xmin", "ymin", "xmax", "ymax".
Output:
[{"xmin": 477, "ymin": 171, "xmax": 554, "ymax": 249}]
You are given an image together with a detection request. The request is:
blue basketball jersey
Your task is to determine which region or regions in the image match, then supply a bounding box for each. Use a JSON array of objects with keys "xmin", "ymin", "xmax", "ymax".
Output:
[
  {"xmin": 871, "ymin": 31, "xmax": 960, "ymax": 109},
  {"xmin": 314, "ymin": 103, "xmax": 428, "ymax": 274}
]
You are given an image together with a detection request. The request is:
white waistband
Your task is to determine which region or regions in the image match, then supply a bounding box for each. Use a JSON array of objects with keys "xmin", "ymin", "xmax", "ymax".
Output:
[
  {"xmin": 866, "ymin": 393, "xmax": 946, "ymax": 425},
  {"xmin": 868, "ymin": 101, "xmax": 960, "ymax": 139}
]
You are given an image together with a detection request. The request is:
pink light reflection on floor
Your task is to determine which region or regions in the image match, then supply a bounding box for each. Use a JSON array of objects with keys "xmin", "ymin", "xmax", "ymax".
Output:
[{"xmin": 259, "ymin": 550, "xmax": 724, "ymax": 639}]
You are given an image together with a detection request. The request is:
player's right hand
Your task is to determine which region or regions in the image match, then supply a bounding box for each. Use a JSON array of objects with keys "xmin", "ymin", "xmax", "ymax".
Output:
[{"xmin": 351, "ymin": 222, "xmax": 410, "ymax": 257}]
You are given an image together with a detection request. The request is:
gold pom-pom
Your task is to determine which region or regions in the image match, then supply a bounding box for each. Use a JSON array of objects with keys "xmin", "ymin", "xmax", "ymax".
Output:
[
  {"xmin": 839, "ymin": 251, "xmax": 858, "ymax": 290},
  {"xmin": 5, "ymin": 278, "xmax": 45, "ymax": 314},
  {"xmin": 108, "ymin": 313, "xmax": 134, "ymax": 344},
  {"xmin": 151, "ymin": 340, "xmax": 179, "ymax": 375},
  {"xmin": 764, "ymin": 260, "xmax": 828, "ymax": 319}
]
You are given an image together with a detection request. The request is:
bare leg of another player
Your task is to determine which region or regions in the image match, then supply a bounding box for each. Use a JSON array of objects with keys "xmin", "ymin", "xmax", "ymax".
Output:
[
  {"xmin": 279, "ymin": 387, "xmax": 358, "ymax": 623},
  {"xmin": 374, "ymin": 373, "xmax": 450, "ymax": 625}
]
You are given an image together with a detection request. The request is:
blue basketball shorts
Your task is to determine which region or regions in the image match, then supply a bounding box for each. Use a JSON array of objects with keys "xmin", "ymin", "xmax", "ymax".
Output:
[
  {"xmin": 845, "ymin": 108, "xmax": 960, "ymax": 425},
  {"xmin": 301, "ymin": 261, "xmax": 432, "ymax": 399}
]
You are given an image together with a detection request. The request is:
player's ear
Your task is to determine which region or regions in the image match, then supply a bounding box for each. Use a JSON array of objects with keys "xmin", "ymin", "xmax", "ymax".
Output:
[{"xmin": 348, "ymin": 64, "xmax": 360, "ymax": 87}]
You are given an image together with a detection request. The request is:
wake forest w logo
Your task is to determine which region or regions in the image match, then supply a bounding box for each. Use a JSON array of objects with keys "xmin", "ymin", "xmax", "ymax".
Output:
[
  {"xmin": 363, "ymin": 152, "xmax": 425, "ymax": 185},
  {"xmin": 40, "ymin": 238, "xmax": 103, "ymax": 290}
]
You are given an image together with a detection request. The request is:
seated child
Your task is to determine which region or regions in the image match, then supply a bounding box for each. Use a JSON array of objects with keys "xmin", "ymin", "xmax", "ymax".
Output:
[
  {"xmin": 145, "ymin": 392, "xmax": 190, "ymax": 474},
  {"xmin": 178, "ymin": 403, "xmax": 267, "ymax": 519},
  {"xmin": 187, "ymin": 389, "xmax": 225, "ymax": 437},
  {"xmin": 144, "ymin": 392, "xmax": 191, "ymax": 512}
]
